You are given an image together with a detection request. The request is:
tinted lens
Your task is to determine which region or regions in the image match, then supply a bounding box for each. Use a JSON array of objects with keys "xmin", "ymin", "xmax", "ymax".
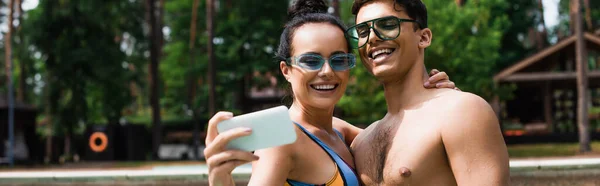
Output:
[
  {"xmin": 374, "ymin": 17, "xmax": 400, "ymax": 39},
  {"xmin": 347, "ymin": 17, "xmax": 404, "ymax": 49},
  {"xmin": 355, "ymin": 23, "xmax": 371, "ymax": 49},
  {"xmin": 330, "ymin": 54, "xmax": 356, "ymax": 71},
  {"xmin": 348, "ymin": 37, "xmax": 361, "ymax": 49},
  {"xmin": 346, "ymin": 26, "xmax": 362, "ymax": 49},
  {"xmin": 346, "ymin": 30, "xmax": 360, "ymax": 49},
  {"xmin": 296, "ymin": 55, "xmax": 324, "ymax": 70},
  {"xmin": 355, "ymin": 24, "xmax": 371, "ymax": 38}
]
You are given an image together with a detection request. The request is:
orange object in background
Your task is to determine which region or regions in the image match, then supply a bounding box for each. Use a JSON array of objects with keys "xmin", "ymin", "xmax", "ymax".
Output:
[
  {"xmin": 89, "ymin": 132, "xmax": 109, "ymax": 152},
  {"xmin": 504, "ymin": 130, "xmax": 525, "ymax": 136}
]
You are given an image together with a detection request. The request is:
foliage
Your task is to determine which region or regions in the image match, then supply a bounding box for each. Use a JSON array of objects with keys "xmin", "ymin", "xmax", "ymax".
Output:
[
  {"xmin": 162, "ymin": 0, "xmax": 288, "ymax": 118},
  {"xmin": 425, "ymin": 0, "xmax": 509, "ymax": 99},
  {"xmin": 493, "ymin": 0, "xmax": 545, "ymax": 72},
  {"xmin": 554, "ymin": 0, "xmax": 600, "ymax": 37},
  {"xmin": 14, "ymin": 0, "xmax": 588, "ymax": 131},
  {"xmin": 23, "ymin": 0, "xmax": 146, "ymax": 135},
  {"xmin": 161, "ymin": 0, "xmax": 207, "ymax": 116}
]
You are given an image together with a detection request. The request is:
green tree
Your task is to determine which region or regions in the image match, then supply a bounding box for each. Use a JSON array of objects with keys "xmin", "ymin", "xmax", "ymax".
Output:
[
  {"xmin": 555, "ymin": 0, "xmax": 600, "ymax": 37},
  {"xmin": 493, "ymin": 0, "xmax": 547, "ymax": 72},
  {"xmin": 23, "ymin": 0, "xmax": 146, "ymax": 159},
  {"xmin": 161, "ymin": 0, "xmax": 287, "ymax": 119},
  {"xmin": 162, "ymin": 0, "xmax": 207, "ymax": 116}
]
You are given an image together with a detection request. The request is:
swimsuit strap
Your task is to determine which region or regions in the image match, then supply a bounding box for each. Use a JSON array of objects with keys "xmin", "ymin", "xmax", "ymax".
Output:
[{"xmin": 294, "ymin": 122, "xmax": 360, "ymax": 186}]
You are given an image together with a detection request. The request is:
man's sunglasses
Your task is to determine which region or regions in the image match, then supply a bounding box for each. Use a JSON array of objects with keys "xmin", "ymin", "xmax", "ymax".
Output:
[
  {"xmin": 346, "ymin": 16, "xmax": 419, "ymax": 49},
  {"xmin": 286, "ymin": 53, "xmax": 356, "ymax": 71}
]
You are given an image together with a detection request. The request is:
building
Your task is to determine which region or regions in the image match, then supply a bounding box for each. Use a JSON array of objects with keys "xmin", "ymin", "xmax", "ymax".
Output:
[{"xmin": 494, "ymin": 33, "xmax": 600, "ymax": 141}]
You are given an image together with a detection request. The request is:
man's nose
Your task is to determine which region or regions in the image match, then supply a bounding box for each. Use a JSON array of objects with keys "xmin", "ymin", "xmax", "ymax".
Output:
[{"xmin": 367, "ymin": 27, "xmax": 383, "ymax": 45}]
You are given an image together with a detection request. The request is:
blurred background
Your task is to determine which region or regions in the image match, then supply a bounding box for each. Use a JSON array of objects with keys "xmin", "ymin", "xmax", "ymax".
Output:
[{"xmin": 0, "ymin": 0, "xmax": 599, "ymax": 185}]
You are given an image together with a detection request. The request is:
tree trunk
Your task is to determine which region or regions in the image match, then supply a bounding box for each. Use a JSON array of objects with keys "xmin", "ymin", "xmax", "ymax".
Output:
[
  {"xmin": 43, "ymin": 1, "xmax": 55, "ymax": 164},
  {"xmin": 44, "ymin": 72, "xmax": 53, "ymax": 164},
  {"xmin": 571, "ymin": 0, "xmax": 591, "ymax": 153},
  {"xmin": 189, "ymin": 0, "xmax": 199, "ymax": 107},
  {"xmin": 5, "ymin": 0, "xmax": 15, "ymax": 167},
  {"xmin": 583, "ymin": 0, "xmax": 592, "ymax": 31},
  {"xmin": 5, "ymin": 0, "xmax": 14, "ymax": 86},
  {"xmin": 147, "ymin": 0, "xmax": 163, "ymax": 159},
  {"xmin": 536, "ymin": 0, "xmax": 548, "ymax": 50},
  {"xmin": 15, "ymin": 0, "xmax": 26, "ymax": 102},
  {"xmin": 189, "ymin": 0, "xmax": 200, "ymax": 160},
  {"xmin": 158, "ymin": 0, "xmax": 165, "ymax": 53},
  {"xmin": 63, "ymin": 133, "xmax": 70, "ymax": 163},
  {"xmin": 207, "ymin": 0, "xmax": 216, "ymax": 116},
  {"xmin": 5, "ymin": 0, "xmax": 14, "ymax": 91}
]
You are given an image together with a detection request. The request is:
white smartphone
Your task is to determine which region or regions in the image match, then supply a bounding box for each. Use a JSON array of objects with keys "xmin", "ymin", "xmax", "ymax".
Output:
[{"xmin": 217, "ymin": 106, "xmax": 297, "ymax": 152}]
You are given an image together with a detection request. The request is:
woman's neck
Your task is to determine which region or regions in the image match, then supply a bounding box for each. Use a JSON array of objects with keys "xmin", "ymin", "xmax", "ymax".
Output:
[{"xmin": 289, "ymin": 101, "xmax": 335, "ymax": 132}]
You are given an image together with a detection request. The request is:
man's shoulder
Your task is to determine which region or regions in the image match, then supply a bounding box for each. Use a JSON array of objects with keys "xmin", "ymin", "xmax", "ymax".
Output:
[
  {"xmin": 430, "ymin": 90, "xmax": 491, "ymax": 113},
  {"xmin": 427, "ymin": 90, "xmax": 498, "ymax": 127},
  {"xmin": 428, "ymin": 93, "xmax": 510, "ymax": 186}
]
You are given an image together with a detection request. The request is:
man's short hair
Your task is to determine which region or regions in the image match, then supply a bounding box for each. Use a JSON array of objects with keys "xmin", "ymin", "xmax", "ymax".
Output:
[{"xmin": 352, "ymin": 0, "xmax": 428, "ymax": 29}]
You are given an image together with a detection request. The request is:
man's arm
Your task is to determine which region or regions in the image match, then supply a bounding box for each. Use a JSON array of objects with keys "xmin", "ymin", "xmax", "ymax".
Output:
[{"xmin": 441, "ymin": 94, "xmax": 510, "ymax": 186}]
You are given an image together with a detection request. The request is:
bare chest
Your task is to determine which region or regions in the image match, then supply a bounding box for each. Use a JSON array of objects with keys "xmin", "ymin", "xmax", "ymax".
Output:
[{"xmin": 351, "ymin": 117, "xmax": 454, "ymax": 185}]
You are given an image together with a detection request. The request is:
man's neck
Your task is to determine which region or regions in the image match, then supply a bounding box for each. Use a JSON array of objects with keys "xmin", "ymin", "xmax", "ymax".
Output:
[
  {"xmin": 383, "ymin": 62, "xmax": 431, "ymax": 114},
  {"xmin": 289, "ymin": 101, "xmax": 335, "ymax": 132}
]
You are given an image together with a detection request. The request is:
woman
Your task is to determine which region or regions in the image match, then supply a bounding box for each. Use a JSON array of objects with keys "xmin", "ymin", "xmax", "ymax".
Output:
[{"xmin": 203, "ymin": 0, "xmax": 455, "ymax": 185}]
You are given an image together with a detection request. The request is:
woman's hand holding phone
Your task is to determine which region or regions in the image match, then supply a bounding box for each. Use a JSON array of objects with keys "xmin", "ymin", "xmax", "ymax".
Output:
[{"xmin": 204, "ymin": 112, "xmax": 259, "ymax": 186}]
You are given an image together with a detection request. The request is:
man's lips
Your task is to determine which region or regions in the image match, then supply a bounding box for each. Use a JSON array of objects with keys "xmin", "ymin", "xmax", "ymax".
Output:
[{"xmin": 368, "ymin": 47, "xmax": 396, "ymax": 59}]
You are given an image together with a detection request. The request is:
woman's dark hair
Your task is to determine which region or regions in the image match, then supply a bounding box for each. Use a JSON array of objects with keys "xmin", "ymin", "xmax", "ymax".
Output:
[
  {"xmin": 274, "ymin": 0, "xmax": 350, "ymax": 62},
  {"xmin": 275, "ymin": 0, "xmax": 350, "ymax": 105}
]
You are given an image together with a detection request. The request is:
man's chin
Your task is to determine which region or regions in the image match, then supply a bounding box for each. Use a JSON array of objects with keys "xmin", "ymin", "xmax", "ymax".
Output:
[
  {"xmin": 371, "ymin": 66, "xmax": 393, "ymax": 78},
  {"xmin": 362, "ymin": 61, "xmax": 398, "ymax": 79}
]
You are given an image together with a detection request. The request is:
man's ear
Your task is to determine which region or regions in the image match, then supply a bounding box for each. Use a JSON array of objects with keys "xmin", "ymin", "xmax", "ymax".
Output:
[
  {"xmin": 280, "ymin": 61, "xmax": 292, "ymax": 82},
  {"xmin": 418, "ymin": 28, "xmax": 432, "ymax": 49}
]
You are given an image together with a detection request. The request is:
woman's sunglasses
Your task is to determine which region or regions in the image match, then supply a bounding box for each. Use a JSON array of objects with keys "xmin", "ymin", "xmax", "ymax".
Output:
[{"xmin": 286, "ymin": 53, "xmax": 356, "ymax": 71}]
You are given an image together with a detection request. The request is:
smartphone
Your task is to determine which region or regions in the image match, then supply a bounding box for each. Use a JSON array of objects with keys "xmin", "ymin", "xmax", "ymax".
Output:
[{"xmin": 217, "ymin": 106, "xmax": 297, "ymax": 152}]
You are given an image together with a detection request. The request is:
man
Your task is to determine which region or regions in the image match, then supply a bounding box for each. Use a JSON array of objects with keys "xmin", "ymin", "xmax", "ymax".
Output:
[{"xmin": 346, "ymin": 0, "xmax": 510, "ymax": 185}]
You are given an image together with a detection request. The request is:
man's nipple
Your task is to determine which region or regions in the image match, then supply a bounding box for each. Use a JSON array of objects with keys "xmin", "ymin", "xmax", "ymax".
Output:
[{"xmin": 400, "ymin": 167, "xmax": 412, "ymax": 177}]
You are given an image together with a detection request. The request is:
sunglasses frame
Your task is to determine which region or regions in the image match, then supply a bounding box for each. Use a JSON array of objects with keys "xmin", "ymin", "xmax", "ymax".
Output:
[{"xmin": 346, "ymin": 16, "xmax": 419, "ymax": 49}]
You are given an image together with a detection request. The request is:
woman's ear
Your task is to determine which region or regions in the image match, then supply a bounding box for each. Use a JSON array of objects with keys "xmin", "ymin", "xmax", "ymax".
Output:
[
  {"xmin": 280, "ymin": 61, "xmax": 291, "ymax": 82},
  {"xmin": 418, "ymin": 28, "xmax": 432, "ymax": 49}
]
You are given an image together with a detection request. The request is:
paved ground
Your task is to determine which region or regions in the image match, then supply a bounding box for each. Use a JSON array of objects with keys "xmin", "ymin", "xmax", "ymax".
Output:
[{"xmin": 2, "ymin": 157, "xmax": 600, "ymax": 185}]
